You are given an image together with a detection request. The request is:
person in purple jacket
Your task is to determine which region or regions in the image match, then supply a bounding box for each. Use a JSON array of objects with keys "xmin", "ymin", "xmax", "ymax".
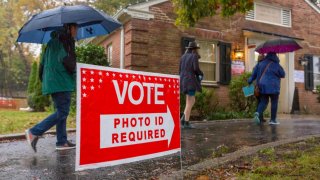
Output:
[
  {"xmin": 179, "ymin": 41, "xmax": 204, "ymax": 129},
  {"xmin": 248, "ymin": 52, "xmax": 285, "ymax": 125}
]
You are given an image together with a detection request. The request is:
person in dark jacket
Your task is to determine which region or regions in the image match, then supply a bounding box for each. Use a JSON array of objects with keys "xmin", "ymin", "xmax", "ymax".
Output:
[
  {"xmin": 179, "ymin": 41, "xmax": 204, "ymax": 129},
  {"xmin": 25, "ymin": 23, "xmax": 78, "ymax": 152},
  {"xmin": 248, "ymin": 52, "xmax": 285, "ymax": 125}
]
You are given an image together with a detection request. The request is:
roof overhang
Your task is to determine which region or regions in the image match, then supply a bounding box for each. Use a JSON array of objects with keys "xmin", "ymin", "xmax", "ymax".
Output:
[{"xmin": 243, "ymin": 29, "xmax": 304, "ymax": 41}]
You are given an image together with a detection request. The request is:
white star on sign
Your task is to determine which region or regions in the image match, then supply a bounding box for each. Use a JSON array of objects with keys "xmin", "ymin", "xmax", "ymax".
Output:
[
  {"xmin": 90, "ymin": 71, "xmax": 94, "ymax": 75},
  {"xmin": 155, "ymin": 77, "xmax": 157, "ymax": 81},
  {"xmin": 82, "ymin": 78, "xmax": 86, "ymax": 82},
  {"xmin": 139, "ymin": 75, "xmax": 141, "ymax": 79},
  {"xmin": 169, "ymin": 79, "xmax": 171, "ymax": 82},
  {"xmin": 83, "ymin": 93, "xmax": 87, "ymax": 98},
  {"xmin": 119, "ymin": 74, "xmax": 123, "ymax": 78},
  {"xmin": 82, "ymin": 85, "xmax": 86, "ymax": 90},
  {"xmin": 106, "ymin": 72, "xmax": 109, "ymax": 76},
  {"xmin": 160, "ymin": 78, "xmax": 162, "ymax": 81},
  {"xmin": 82, "ymin": 70, "xmax": 86, "ymax": 74},
  {"xmin": 91, "ymin": 85, "xmax": 94, "ymax": 90},
  {"xmin": 143, "ymin": 76, "xmax": 146, "ymax": 80},
  {"xmin": 112, "ymin": 73, "xmax": 116, "ymax": 77},
  {"xmin": 132, "ymin": 75, "xmax": 136, "ymax": 79},
  {"xmin": 99, "ymin": 71, "xmax": 102, "ymax": 75},
  {"xmin": 99, "ymin": 79, "xmax": 103, "ymax": 83},
  {"xmin": 90, "ymin": 78, "xmax": 94, "ymax": 82},
  {"xmin": 169, "ymin": 85, "xmax": 171, "ymax": 88},
  {"xmin": 164, "ymin": 79, "xmax": 167, "ymax": 82},
  {"xmin": 126, "ymin": 74, "xmax": 129, "ymax": 78},
  {"xmin": 148, "ymin": 77, "xmax": 151, "ymax": 80}
]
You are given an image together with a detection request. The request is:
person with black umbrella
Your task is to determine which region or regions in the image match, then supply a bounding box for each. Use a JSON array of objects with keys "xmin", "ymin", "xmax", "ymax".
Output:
[
  {"xmin": 248, "ymin": 52, "xmax": 285, "ymax": 125},
  {"xmin": 25, "ymin": 23, "xmax": 78, "ymax": 152}
]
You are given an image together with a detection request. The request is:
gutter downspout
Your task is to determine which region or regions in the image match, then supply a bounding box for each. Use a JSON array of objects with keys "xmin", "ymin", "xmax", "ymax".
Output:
[{"xmin": 120, "ymin": 26, "xmax": 125, "ymax": 69}]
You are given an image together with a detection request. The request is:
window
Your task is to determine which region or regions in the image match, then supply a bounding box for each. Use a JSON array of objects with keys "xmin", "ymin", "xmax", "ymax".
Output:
[
  {"xmin": 245, "ymin": 3, "xmax": 291, "ymax": 27},
  {"xmin": 313, "ymin": 56, "xmax": 320, "ymax": 88},
  {"xmin": 197, "ymin": 40, "xmax": 218, "ymax": 83},
  {"xmin": 180, "ymin": 37, "xmax": 231, "ymax": 85},
  {"xmin": 107, "ymin": 43, "xmax": 113, "ymax": 66}
]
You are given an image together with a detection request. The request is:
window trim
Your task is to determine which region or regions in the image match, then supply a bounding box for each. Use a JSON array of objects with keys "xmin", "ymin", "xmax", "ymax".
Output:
[
  {"xmin": 106, "ymin": 43, "xmax": 113, "ymax": 66},
  {"xmin": 245, "ymin": 2, "xmax": 292, "ymax": 28},
  {"xmin": 197, "ymin": 40, "xmax": 219, "ymax": 85}
]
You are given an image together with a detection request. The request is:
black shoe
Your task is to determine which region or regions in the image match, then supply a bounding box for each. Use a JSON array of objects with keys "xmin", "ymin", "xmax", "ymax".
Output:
[
  {"xmin": 180, "ymin": 114, "xmax": 185, "ymax": 127},
  {"xmin": 184, "ymin": 121, "xmax": 195, "ymax": 129},
  {"xmin": 25, "ymin": 129, "xmax": 39, "ymax": 153},
  {"xmin": 56, "ymin": 140, "xmax": 76, "ymax": 150}
]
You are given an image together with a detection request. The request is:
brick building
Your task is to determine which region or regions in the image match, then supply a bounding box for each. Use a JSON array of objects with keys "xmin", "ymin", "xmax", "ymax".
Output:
[{"xmin": 91, "ymin": 0, "xmax": 320, "ymax": 114}]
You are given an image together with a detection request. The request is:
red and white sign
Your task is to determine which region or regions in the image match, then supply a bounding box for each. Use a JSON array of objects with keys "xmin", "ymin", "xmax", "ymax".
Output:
[{"xmin": 76, "ymin": 63, "xmax": 181, "ymax": 171}]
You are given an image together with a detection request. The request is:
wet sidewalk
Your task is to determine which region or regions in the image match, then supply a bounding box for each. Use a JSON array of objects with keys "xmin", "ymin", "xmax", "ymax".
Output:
[{"xmin": 0, "ymin": 115, "xmax": 320, "ymax": 179}]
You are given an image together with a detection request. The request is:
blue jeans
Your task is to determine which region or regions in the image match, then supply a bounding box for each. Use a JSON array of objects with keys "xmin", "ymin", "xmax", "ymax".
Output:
[
  {"xmin": 257, "ymin": 94, "xmax": 279, "ymax": 121},
  {"xmin": 30, "ymin": 92, "xmax": 71, "ymax": 146}
]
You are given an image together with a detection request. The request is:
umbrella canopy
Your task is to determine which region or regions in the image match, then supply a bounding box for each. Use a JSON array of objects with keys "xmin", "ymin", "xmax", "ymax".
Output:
[
  {"xmin": 17, "ymin": 5, "xmax": 122, "ymax": 44},
  {"xmin": 255, "ymin": 38, "xmax": 302, "ymax": 54}
]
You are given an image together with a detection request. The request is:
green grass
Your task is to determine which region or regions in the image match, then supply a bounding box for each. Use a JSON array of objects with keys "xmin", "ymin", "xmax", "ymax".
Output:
[
  {"xmin": 0, "ymin": 109, "xmax": 76, "ymax": 135},
  {"xmin": 238, "ymin": 146, "xmax": 320, "ymax": 179}
]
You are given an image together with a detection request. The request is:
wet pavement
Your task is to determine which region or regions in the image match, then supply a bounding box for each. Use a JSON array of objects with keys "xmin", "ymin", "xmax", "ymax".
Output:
[{"xmin": 1, "ymin": 115, "xmax": 320, "ymax": 179}]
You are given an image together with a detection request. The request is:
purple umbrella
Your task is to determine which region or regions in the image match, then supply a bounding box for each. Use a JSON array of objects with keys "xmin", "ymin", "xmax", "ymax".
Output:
[{"xmin": 255, "ymin": 38, "xmax": 302, "ymax": 54}]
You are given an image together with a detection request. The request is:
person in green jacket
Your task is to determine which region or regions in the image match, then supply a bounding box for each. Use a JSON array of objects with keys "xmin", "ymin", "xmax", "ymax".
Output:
[{"xmin": 25, "ymin": 23, "xmax": 77, "ymax": 152}]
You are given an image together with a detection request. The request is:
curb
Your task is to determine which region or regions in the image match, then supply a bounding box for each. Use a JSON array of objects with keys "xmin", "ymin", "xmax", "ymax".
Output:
[
  {"xmin": 0, "ymin": 128, "xmax": 76, "ymax": 142},
  {"xmin": 160, "ymin": 134, "xmax": 320, "ymax": 180}
]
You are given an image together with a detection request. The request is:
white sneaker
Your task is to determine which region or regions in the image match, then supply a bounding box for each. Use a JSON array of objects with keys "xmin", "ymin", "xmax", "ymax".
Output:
[
  {"xmin": 254, "ymin": 112, "xmax": 260, "ymax": 124},
  {"xmin": 269, "ymin": 120, "xmax": 280, "ymax": 125}
]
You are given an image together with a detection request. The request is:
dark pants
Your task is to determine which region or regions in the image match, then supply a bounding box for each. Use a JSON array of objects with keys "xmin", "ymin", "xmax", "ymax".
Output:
[
  {"xmin": 257, "ymin": 94, "xmax": 279, "ymax": 121},
  {"xmin": 30, "ymin": 92, "xmax": 71, "ymax": 146},
  {"xmin": 256, "ymin": 96, "xmax": 264, "ymax": 121}
]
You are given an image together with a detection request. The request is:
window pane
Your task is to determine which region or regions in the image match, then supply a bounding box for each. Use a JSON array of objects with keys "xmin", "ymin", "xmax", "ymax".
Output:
[
  {"xmin": 314, "ymin": 73, "xmax": 320, "ymax": 87},
  {"xmin": 197, "ymin": 41, "xmax": 216, "ymax": 81},
  {"xmin": 199, "ymin": 63, "xmax": 216, "ymax": 81},
  {"xmin": 198, "ymin": 41, "xmax": 215, "ymax": 63},
  {"xmin": 313, "ymin": 57, "xmax": 320, "ymax": 74}
]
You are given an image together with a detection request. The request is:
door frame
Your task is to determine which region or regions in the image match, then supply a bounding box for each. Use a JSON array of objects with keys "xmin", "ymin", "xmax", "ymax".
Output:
[{"xmin": 244, "ymin": 35, "xmax": 294, "ymax": 113}]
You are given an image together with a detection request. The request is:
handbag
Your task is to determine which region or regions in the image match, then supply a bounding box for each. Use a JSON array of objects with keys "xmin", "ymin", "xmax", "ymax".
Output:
[
  {"xmin": 254, "ymin": 62, "xmax": 272, "ymax": 97},
  {"xmin": 63, "ymin": 53, "xmax": 76, "ymax": 74},
  {"xmin": 60, "ymin": 33, "xmax": 76, "ymax": 74}
]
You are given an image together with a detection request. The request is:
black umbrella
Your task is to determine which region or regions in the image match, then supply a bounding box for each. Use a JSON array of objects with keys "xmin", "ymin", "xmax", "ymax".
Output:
[{"xmin": 255, "ymin": 38, "xmax": 302, "ymax": 54}]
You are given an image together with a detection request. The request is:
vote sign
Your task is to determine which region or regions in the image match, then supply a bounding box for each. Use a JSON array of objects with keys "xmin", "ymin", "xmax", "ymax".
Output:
[{"xmin": 76, "ymin": 63, "xmax": 181, "ymax": 171}]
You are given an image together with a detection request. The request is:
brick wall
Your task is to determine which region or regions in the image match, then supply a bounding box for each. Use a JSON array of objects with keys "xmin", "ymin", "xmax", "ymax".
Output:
[{"xmin": 100, "ymin": 0, "xmax": 320, "ymax": 113}]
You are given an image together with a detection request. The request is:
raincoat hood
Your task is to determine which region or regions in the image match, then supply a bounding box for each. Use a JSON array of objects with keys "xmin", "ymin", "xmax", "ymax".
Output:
[{"xmin": 265, "ymin": 52, "xmax": 280, "ymax": 63}]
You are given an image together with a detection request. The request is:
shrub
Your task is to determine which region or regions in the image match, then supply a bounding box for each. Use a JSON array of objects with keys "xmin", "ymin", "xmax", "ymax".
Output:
[
  {"xmin": 76, "ymin": 44, "xmax": 109, "ymax": 66},
  {"xmin": 229, "ymin": 72, "xmax": 257, "ymax": 114},
  {"xmin": 316, "ymin": 85, "xmax": 320, "ymax": 103},
  {"xmin": 180, "ymin": 88, "xmax": 219, "ymax": 120},
  {"xmin": 27, "ymin": 48, "xmax": 51, "ymax": 112},
  {"xmin": 27, "ymin": 74, "xmax": 51, "ymax": 112},
  {"xmin": 27, "ymin": 61, "xmax": 37, "ymax": 94}
]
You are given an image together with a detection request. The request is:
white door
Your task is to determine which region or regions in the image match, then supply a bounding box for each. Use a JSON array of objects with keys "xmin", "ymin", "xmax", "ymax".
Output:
[{"xmin": 278, "ymin": 54, "xmax": 289, "ymax": 113}]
